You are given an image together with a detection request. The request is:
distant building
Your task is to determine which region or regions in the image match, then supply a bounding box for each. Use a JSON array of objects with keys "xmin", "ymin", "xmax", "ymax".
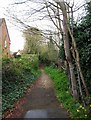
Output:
[
  {"xmin": 13, "ymin": 50, "xmax": 21, "ymax": 58},
  {"xmin": 0, "ymin": 18, "xmax": 10, "ymax": 58}
]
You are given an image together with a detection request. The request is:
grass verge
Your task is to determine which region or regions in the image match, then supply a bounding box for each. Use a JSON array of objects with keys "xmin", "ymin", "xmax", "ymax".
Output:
[{"xmin": 45, "ymin": 66, "xmax": 91, "ymax": 119}]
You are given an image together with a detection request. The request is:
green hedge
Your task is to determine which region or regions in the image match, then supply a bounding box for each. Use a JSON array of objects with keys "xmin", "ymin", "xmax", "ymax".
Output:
[{"xmin": 2, "ymin": 54, "xmax": 40, "ymax": 113}]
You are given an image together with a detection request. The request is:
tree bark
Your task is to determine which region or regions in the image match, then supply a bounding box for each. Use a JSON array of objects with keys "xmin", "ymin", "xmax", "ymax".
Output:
[
  {"xmin": 68, "ymin": 26, "xmax": 89, "ymax": 97},
  {"xmin": 58, "ymin": 1, "xmax": 78, "ymax": 99}
]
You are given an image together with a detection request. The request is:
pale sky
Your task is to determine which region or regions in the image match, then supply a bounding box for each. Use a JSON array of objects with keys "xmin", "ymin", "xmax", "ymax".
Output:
[
  {"xmin": 0, "ymin": 0, "xmax": 86, "ymax": 52},
  {"xmin": 0, "ymin": 0, "xmax": 24, "ymax": 52}
]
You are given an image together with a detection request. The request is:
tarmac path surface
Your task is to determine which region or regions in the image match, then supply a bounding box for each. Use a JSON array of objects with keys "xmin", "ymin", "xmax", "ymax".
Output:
[{"xmin": 4, "ymin": 69, "xmax": 70, "ymax": 119}]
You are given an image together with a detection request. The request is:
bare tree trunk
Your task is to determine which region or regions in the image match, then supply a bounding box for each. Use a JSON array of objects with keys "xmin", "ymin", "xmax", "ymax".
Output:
[
  {"xmin": 59, "ymin": 1, "xmax": 78, "ymax": 99},
  {"xmin": 66, "ymin": 4, "xmax": 89, "ymax": 103},
  {"xmin": 64, "ymin": 60, "xmax": 72, "ymax": 92},
  {"xmin": 77, "ymin": 69, "xmax": 85, "ymax": 106},
  {"xmin": 71, "ymin": 7, "xmax": 74, "ymax": 34},
  {"xmin": 46, "ymin": 0, "xmax": 79, "ymax": 99},
  {"xmin": 68, "ymin": 27, "xmax": 89, "ymax": 97}
]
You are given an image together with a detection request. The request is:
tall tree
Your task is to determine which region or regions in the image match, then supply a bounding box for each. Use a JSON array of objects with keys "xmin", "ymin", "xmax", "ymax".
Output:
[
  {"xmin": 47, "ymin": 35, "xmax": 58, "ymax": 62},
  {"xmin": 23, "ymin": 27, "xmax": 43, "ymax": 54},
  {"xmin": 57, "ymin": 1, "xmax": 78, "ymax": 99}
]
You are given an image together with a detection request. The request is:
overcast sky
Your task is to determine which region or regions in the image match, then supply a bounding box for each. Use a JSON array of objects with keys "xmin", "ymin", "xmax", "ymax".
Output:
[
  {"xmin": 0, "ymin": 0, "xmax": 87, "ymax": 52},
  {"xmin": 0, "ymin": 0, "xmax": 24, "ymax": 52}
]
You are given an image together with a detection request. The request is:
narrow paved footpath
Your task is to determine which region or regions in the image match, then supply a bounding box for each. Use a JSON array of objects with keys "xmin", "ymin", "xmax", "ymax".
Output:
[{"xmin": 4, "ymin": 69, "xmax": 70, "ymax": 119}]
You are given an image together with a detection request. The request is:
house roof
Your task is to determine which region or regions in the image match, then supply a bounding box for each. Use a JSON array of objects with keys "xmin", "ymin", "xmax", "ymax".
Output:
[
  {"xmin": 0, "ymin": 18, "xmax": 11, "ymax": 43},
  {"xmin": 0, "ymin": 18, "xmax": 5, "ymax": 26},
  {"xmin": 0, "ymin": 19, "xmax": 2, "ymax": 26}
]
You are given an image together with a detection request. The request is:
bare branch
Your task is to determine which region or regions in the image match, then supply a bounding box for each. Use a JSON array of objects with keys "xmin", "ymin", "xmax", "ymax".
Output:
[{"xmin": 11, "ymin": 0, "xmax": 29, "ymax": 5}]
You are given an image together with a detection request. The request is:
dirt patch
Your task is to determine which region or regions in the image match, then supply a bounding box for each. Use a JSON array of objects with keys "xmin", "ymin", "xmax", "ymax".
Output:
[{"xmin": 3, "ymin": 69, "xmax": 70, "ymax": 118}]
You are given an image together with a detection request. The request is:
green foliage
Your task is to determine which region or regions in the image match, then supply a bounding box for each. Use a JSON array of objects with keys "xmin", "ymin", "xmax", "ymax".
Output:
[
  {"xmin": 45, "ymin": 66, "xmax": 91, "ymax": 119},
  {"xmin": 39, "ymin": 36, "xmax": 58, "ymax": 65},
  {"xmin": 23, "ymin": 27, "xmax": 43, "ymax": 54},
  {"xmin": 47, "ymin": 35, "xmax": 58, "ymax": 62},
  {"xmin": 59, "ymin": 42, "xmax": 65, "ymax": 60},
  {"xmin": 2, "ymin": 54, "xmax": 40, "ymax": 113},
  {"xmin": 23, "ymin": 27, "xmax": 58, "ymax": 66},
  {"xmin": 73, "ymin": 2, "xmax": 91, "ymax": 93}
]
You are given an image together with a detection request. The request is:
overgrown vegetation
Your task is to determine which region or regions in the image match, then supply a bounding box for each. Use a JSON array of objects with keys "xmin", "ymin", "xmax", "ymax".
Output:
[
  {"xmin": 23, "ymin": 27, "xmax": 43, "ymax": 54},
  {"xmin": 23, "ymin": 27, "xmax": 59, "ymax": 66},
  {"xmin": 74, "ymin": 2, "xmax": 91, "ymax": 94},
  {"xmin": 45, "ymin": 66, "xmax": 91, "ymax": 119},
  {"xmin": 2, "ymin": 54, "xmax": 40, "ymax": 113},
  {"xmin": 38, "ymin": 35, "xmax": 59, "ymax": 68}
]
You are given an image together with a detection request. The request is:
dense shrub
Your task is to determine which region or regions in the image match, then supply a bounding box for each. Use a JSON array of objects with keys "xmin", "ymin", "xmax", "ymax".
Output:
[
  {"xmin": 2, "ymin": 54, "xmax": 40, "ymax": 113},
  {"xmin": 73, "ymin": 2, "xmax": 91, "ymax": 94}
]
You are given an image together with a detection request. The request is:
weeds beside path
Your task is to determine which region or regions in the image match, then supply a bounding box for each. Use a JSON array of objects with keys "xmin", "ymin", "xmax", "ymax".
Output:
[{"xmin": 3, "ymin": 69, "xmax": 70, "ymax": 118}]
